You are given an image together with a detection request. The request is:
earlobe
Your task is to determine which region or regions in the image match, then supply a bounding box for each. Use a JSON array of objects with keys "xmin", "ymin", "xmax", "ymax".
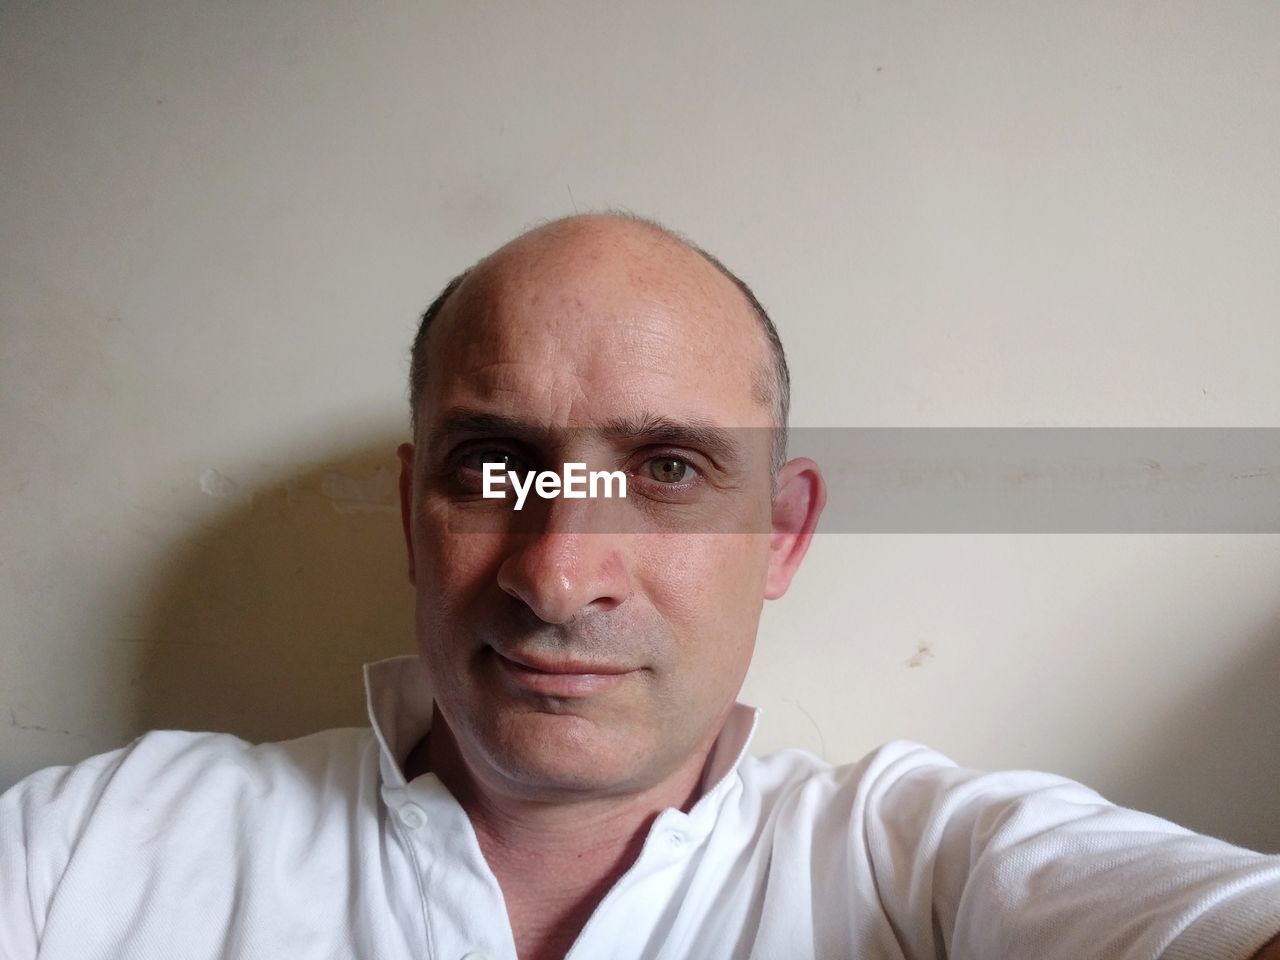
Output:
[
  {"xmin": 764, "ymin": 457, "xmax": 826, "ymax": 600},
  {"xmin": 397, "ymin": 442, "xmax": 417, "ymax": 586}
]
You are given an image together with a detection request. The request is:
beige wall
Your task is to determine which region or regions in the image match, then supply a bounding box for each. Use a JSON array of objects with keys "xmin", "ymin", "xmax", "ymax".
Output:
[{"xmin": 2, "ymin": 1, "xmax": 1278, "ymax": 850}]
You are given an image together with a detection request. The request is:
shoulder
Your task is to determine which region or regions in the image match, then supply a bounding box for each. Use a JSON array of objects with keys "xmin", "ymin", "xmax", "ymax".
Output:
[
  {"xmin": 736, "ymin": 739, "xmax": 963, "ymax": 810},
  {"xmin": 2, "ymin": 725, "xmax": 378, "ymax": 858},
  {"xmin": 0, "ymin": 726, "xmax": 377, "ymax": 952},
  {"xmin": 2, "ymin": 727, "xmax": 385, "ymax": 953},
  {"xmin": 7, "ymin": 724, "xmax": 372, "ymax": 794},
  {"xmin": 733, "ymin": 738, "xmax": 1112, "ymax": 844}
]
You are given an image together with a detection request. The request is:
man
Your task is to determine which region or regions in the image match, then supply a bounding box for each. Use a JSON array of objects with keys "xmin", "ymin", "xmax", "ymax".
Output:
[{"xmin": 2, "ymin": 213, "xmax": 1279, "ymax": 959}]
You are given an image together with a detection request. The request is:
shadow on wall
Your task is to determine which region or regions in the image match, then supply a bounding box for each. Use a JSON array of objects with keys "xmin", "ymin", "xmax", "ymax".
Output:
[
  {"xmin": 1111, "ymin": 611, "xmax": 1280, "ymax": 854},
  {"xmin": 129, "ymin": 437, "xmax": 415, "ymax": 744}
]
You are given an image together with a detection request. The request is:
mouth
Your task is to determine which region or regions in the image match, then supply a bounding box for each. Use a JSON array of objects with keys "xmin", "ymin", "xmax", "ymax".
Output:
[{"xmin": 490, "ymin": 647, "xmax": 635, "ymax": 698}]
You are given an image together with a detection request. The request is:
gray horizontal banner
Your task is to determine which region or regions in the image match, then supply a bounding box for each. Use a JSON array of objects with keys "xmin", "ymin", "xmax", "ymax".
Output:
[
  {"xmin": 798, "ymin": 428, "xmax": 1280, "ymax": 533},
  {"xmin": 440, "ymin": 428, "xmax": 1280, "ymax": 533}
]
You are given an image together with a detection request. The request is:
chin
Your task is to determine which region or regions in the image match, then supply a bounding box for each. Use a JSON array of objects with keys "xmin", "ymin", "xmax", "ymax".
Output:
[{"xmin": 483, "ymin": 711, "xmax": 650, "ymax": 797}]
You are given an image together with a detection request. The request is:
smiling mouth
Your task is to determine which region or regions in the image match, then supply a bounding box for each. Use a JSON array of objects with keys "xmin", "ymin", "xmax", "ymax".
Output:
[{"xmin": 490, "ymin": 647, "xmax": 635, "ymax": 698}]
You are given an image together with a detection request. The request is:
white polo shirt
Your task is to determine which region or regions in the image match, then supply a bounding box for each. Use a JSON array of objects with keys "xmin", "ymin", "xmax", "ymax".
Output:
[{"xmin": 3, "ymin": 655, "xmax": 1279, "ymax": 960}]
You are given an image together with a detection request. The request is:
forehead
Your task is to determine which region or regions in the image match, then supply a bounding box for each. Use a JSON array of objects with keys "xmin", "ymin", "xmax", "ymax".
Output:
[{"xmin": 420, "ymin": 222, "xmax": 773, "ymax": 430}]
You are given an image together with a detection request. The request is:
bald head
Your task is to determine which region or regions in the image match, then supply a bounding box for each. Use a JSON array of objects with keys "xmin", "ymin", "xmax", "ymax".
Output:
[{"xmin": 409, "ymin": 213, "xmax": 790, "ymax": 471}]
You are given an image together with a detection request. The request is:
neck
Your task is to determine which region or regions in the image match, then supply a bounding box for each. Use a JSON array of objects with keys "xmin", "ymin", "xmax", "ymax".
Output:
[{"xmin": 405, "ymin": 712, "xmax": 717, "ymax": 960}]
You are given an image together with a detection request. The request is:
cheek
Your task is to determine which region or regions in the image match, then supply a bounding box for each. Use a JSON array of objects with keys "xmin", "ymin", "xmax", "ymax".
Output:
[
  {"xmin": 412, "ymin": 502, "xmax": 505, "ymax": 612},
  {"xmin": 639, "ymin": 533, "xmax": 771, "ymax": 653}
]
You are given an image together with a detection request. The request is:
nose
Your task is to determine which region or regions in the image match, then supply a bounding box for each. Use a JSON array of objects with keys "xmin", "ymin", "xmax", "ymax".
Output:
[{"xmin": 496, "ymin": 508, "xmax": 631, "ymax": 624}]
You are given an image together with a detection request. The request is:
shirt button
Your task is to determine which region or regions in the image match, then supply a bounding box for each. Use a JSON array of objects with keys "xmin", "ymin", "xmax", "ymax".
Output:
[
  {"xmin": 666, "ymin": 830, "xmax": 687, "ymax": 848},
  {"xmin": 397, "ymin": 803, "xmax": 428, "ymax": 830},
  {"xmin": 461, "ymin": 953, "xmax": 488, "ymax": 960}
]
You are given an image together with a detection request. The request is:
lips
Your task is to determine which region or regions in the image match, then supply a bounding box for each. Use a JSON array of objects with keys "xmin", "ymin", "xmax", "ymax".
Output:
[{"xmin": 490, "ymin": 647, "xmax": 634, "ymax": 697}]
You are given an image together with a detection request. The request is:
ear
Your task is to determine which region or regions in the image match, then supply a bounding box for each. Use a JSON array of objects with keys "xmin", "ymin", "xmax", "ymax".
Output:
[
  {"xmin": 764, "ymin": 457, "xmax": 826, "ymax": 600},
  {"xmin": 397, "ymin": 442, "xmax": 417, "ymax": 586}
]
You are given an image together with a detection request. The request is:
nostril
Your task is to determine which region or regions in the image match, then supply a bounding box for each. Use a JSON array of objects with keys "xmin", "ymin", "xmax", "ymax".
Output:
[
  {"xmin": 496, "ymin": 533, "xmax": 632, "ymax": 625},
  {"xmin": 497, "ymin": 561, "xmax": 579, "ymax": 626}
]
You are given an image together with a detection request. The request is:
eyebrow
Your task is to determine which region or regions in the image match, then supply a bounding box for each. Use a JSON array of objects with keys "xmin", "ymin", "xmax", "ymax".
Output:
[
  {"xmin": 426, "ymin": 410, "xmax": 547, "ymax": 457},
  {"xmin": 427, "ymin": 408, "xmax": 744, "ymax": 469},
  {"xmin": 598, "ymin": 414, "xmax": 743, "ymax": 470}
]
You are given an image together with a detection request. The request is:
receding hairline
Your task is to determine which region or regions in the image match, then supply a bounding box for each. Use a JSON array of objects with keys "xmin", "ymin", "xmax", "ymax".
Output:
[{"xmin": 408, "ymin": 212, "xmax": 791, "ymax": 468}]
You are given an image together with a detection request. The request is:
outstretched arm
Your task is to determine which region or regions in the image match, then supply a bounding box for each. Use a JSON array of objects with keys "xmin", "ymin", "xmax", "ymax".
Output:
[{"xmin": 854, "ymin": 742, "xmax": 1280, "ymax": 960}]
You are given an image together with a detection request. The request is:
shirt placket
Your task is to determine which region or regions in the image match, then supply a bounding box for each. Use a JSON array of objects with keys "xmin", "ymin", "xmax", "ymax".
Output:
[{"xmin": 384, "ymin": 775, "xmax": 519, "ymax": 960}]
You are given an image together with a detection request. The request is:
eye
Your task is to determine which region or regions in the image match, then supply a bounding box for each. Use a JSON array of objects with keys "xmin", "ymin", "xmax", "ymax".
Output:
[
  {"xmin": 458, "ymin": 449, "xmax": 527, "ymax": 474},
  {"xmin": 450, "ymin": 448, "xmax": 535, "ymax": 496},
  {"xmin": 645, "ymin": 456, "xmax": 698, "ymax": 484}
]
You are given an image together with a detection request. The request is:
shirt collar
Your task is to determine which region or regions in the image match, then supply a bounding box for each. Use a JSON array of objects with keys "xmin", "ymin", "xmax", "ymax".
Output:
[
  {"xmin": 362, "ymin": 654, "xmax": 760, "ymax": 796},
  {"xmin": 363, "ymin": 655, "xmax": 436, "ymax": 789}
]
